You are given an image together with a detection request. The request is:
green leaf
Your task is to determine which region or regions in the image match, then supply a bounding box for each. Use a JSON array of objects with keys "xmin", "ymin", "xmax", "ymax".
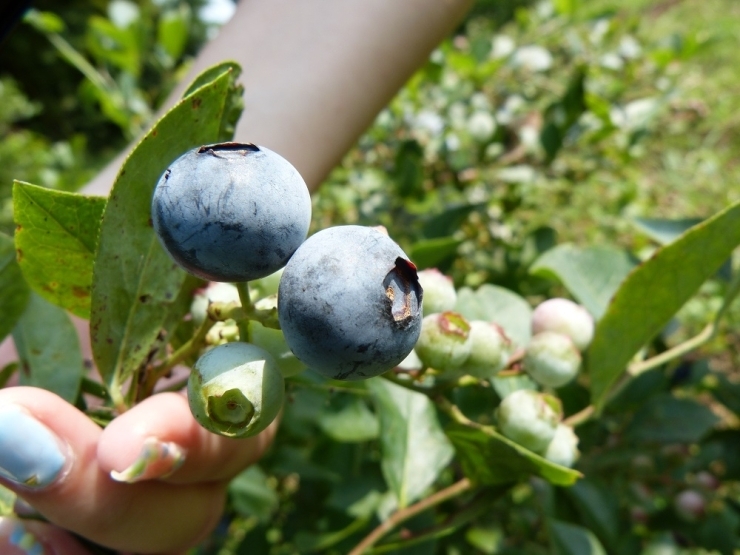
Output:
[
  {"xmin": 24, "ymin": 9, "xmax": 66, "ymax": 33},
  {"xmin": 12, "ymin": 292, "xmax": 84, "ymax": 403},
  {"xmin": 549, "ymin": 519, "xmax": 607, "ymax": 555},
  {"xmin": 588, "ymin": 201, "xmax": 740, "ymax": 408},
  {"xmin": 632, "ymin": 217, "xmax": 703, "ymax": 245},
  {"xmin": 624, "ymin": 393, "xmax": 718, "ymax": 443},
  {"xmin": 564, "ymin": 480, "xmax": 619, "ymax": 549},
  {"xmin": 422, "ymin": 203, "xmax": 483, "ymax": 239},
  {"xmin": 228, "ymin": 465, "xmax": 279, "ymax": 522},
  {"xmin": 0, "ymin": 232, "xmax": 30, "ymax": 343},
  {"xmin": 455, "ymin": 284, "xmax": 532, "ymax": 348},
  {"xmin": 318, "ymin": 398, "xmax": 379, "ymax": 442},
  {"xmin": 410, "ymin": 236, "xmax": 462, "ymax": 270},
  {"xmin": 446, "ymin": 424, "xmax": 581, "ymax": 487},
  {"xmin": 157, "ymin": 5, "xmax": 191, "ymax": 62},
  {"xmin": 367, "ymin": 378, "xmax": 454, "ymax": 508},
  {"xmin": 530, "ymin": 244, "xmax": 636, "ymax": 319},
  {"xmin": 13, "ymin": 182, "xmax": 106, "ymax": 319},
  {"xmin": 0, "ymin": 364, "xmax": 17, "ymax": 389},
  {"xmin": 90, "ymin": 65, "xmax": 242, "ymax": 393}
]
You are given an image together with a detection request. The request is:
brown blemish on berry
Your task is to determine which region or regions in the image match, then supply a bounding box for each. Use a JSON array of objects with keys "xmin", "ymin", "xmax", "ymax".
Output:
[{"xmin": 384, "ymin": 257, "xmax": 422, "ymax": 325}]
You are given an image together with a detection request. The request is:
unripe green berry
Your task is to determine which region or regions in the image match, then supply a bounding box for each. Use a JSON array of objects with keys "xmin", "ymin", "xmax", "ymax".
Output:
[
  {"xmin": 462, "ymin": 321, "xmax": 512, "ymax": 379},
  {"xmin": 496, "ymin": 389, "xmax": 561, "ymax": 454},
  {"xmin": 524, "ymin": 331, "xmax": 581, "ymax": 388},
  {"xmin": 415, "ymin": 312, "xmax": 472, "ymax": 372},
  {"xmin": 417, "ymin": 269, "xmax": 457, "ymax": 316},
  {"xmin": 188, "ymin": 342, "xmax": 284, "ymax": 438},
  {"xmin": 544, "ymin": 424, "xmax": 579, "ymax": 467},
  {"xmin": 531, "ymin": 298, "xmax": 594, "ymax": 351}
]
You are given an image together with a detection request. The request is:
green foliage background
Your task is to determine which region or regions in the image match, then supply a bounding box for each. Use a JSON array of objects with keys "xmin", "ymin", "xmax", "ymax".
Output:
[{"xmin": 2, "ymin": 0, "xmax": 740, "ymax": 554}]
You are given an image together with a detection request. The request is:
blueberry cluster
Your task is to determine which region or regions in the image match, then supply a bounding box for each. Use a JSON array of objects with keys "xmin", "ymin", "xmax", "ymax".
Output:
[
  {"xmin": 408, "ymin": 268, "xmax": 594, "ymax": 467},
  {"xmin": 152, "ymin": 144, "xmax": 423, "ymax": 436}
]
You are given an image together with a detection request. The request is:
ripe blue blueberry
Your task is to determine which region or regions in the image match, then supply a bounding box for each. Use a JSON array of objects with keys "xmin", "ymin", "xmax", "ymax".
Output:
[
  {"xmin": 152, "ymin": 143, "xmax": 311, "ymax": 282},
  {"xmin": 277, "ymin": 225, "xmax": 423, "ymax": 380}
]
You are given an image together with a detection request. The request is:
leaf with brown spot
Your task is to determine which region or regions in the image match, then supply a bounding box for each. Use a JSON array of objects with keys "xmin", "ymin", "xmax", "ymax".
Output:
[{"xmin": 13, "ymin": 182, "xmax": 106, "ymax": 319}]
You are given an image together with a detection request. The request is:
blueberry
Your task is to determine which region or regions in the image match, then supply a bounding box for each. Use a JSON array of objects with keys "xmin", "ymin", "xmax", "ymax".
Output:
[
  {"xmin": 543, "ymin": 424, "xmax": 579, "ymax": 468},
  {"xmin": 415, "ymin": 312, "xmax": 472, "ymax": 374},
  {"xmin": 531, "ymin": 298, "xmax": 594, "ymax": 351},
  {"xmin": 152, "ymin": 143, "xmax": 311, "ymax": 282},
  {"xmin": 188, "ymin": 342, "xmax": 284, "ymax": 438},
  {"xmin": 496, "ymin": 389, "xmax": 561, "ymax": 454},
  {"xmin": 277, "ymin": 225, "xmax": 423, "ymax": 380},
  {"xmin": 417, "ymin": 269, "xmax": 457, "ymax": 316},
  {"xmin": 523, "ymin": 331, "xmax": 581, "ymax": 388},
  {"xmin": 462, "ymin": 320, "xmax": 512, "ymax": 379},
  {"xmin": 674, "ymin": 489, "xmax": 705, "ymax": 522}
]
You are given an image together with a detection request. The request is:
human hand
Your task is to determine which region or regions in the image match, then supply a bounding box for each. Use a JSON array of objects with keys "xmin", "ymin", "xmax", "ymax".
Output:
[{"xmin": 0, "ymin": 386, "xmax": 277, "ymax": 554}]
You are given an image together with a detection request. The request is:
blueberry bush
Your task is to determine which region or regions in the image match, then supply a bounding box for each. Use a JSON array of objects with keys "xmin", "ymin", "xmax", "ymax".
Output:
[{"xmin": 3, "ymin": 1, "xmax": 740, "ymax": 554}]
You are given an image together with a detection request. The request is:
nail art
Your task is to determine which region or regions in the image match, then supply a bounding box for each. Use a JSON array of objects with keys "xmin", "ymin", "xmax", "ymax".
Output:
[
  {"xmin": 9, "ymin": 520, "xmax": 45, "ymax": 555},
  {"xmin": 110, "ymin": 437, "xmax": 186, "ymax": 483},
  {"xmin": 0, "ymin": 518, "xmax": 46, "ymax": 555},
  {"xmin": 0, "ymin": 407, "xmax": 67, "ymax": 489}
]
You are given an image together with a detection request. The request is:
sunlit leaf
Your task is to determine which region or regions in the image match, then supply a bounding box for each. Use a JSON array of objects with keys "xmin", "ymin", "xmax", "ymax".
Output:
[
  {"xmin": 13, "ymin": 292, "xmax": 84, "ymax": 402},
  {"xmin": 13, "ymin": 182, "xmax": 106, "ymax": 318},
  {"xmin": 588, "ymin": 200, "xmax": 740, "ymax": 408},
  {"xmin": 367, "ymin": 378, "xmax": 454, "ymax": 508}
]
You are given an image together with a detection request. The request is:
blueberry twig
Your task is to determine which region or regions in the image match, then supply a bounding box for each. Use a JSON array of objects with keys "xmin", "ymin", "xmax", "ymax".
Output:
[
  {"xmin": 560, "ymin": 322, "xmax": 717, "ymax": 428},
  {"xmin": 364, "ymin": 487, "xmax": 502, "ymax": 554},
  {"xmin": 347, "ymin": 477, "xmax": 473, "ymax": 555},
  {"xmin": 140, "ymin": 315, "xmax": 213, "ymax": 399}
]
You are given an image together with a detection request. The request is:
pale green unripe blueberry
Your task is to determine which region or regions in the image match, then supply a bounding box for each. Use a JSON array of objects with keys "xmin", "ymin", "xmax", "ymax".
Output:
[
  {"xmin": 462, "ymin": 321, "xmax": 512, "ymax": 379},
  {"xmin": 496, "ymin": 389, "xmax": 561, "ymax": 454},
  {"xmin": 190, "ymin": 282, "xmax": 240, "ymax": 325},
  {"xmin": 188, "ymin": 342, "xmax": 284, "ymax": 438},
  {"xmin": 415, "ymin": 312, "xmax": 472, "ymax": 372},
  {"xmin": 524, "ymin": 331, "xmax": 581, "ymax": 388},
  {"xmin": 417, "ymin": 269, "xmax": 457, "ymax": 316},
  {"xmin": 531, "ymin": 298, "xmax": 594, "ymax": 351},
  {"xmin": 544, "ymin": 424, "xmax": 579, "ymax": 467}
]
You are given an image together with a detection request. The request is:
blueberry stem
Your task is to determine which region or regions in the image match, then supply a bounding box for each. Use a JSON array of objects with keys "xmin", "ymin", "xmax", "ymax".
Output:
[
  {"xmin": 235, "ymin": 282, "xmax": 252, "ymax": 340},
  {"xmin": 141, "ymin": 315, "xmax": 214, "ymax": 399},
  {"xmin": 347, "ymin": 477, "xmax": 472, "ymax": 555}
]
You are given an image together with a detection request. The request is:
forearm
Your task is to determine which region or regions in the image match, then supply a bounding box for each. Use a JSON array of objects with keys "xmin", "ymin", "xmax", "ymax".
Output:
[{"xmin": 83, "ymin": 0, "xmax": 472, "ymax": 195}]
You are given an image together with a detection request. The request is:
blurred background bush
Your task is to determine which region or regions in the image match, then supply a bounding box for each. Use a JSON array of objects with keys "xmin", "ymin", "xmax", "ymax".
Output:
[{"xmin": 3, "ymin": 1, "xmax": 740, "ymax": 553}]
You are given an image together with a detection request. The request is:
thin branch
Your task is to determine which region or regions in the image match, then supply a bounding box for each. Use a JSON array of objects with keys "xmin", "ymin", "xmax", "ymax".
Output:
[
  {"xmin": 347, "ymin": 478, "xmax": 472, "ymax": 555},
  {"xmin": 627, "ymin": 322, "xmax": 714, "ymax": 376},
  {"xmin": 563, "ymin": 405, "xmax": 594, "ymax": 428},
  {"xmin": 141, "ymin": 316, "xmax": 212, "ymax": 398},
  {"xmin": 381, "ymin": 372, "xmax": 433, "ymax": 395}
]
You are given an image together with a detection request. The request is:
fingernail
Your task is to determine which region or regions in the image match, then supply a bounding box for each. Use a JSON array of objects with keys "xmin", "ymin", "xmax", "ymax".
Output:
[
  {"xmin": 0, "ymin": 517, "xmax": 46, "ymax": 555},
  {"xmin": 0, "ymin": 407, "xmax": 68, "ymax": 489},
  {"xmin": 110, "ymin": 437, "xmax": 186, "ymax": 483}
]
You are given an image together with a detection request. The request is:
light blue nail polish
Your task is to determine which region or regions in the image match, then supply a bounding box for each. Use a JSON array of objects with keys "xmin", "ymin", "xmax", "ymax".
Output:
[{"xmin": 0, "ymin": 407, "xmax": 66, "ymax": 489}]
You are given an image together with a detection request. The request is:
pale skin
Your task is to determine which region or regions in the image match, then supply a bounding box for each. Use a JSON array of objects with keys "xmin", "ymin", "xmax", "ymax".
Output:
[{"xmin": 0, "ymin": 1, "xmax": 473, "ymax": 552}]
